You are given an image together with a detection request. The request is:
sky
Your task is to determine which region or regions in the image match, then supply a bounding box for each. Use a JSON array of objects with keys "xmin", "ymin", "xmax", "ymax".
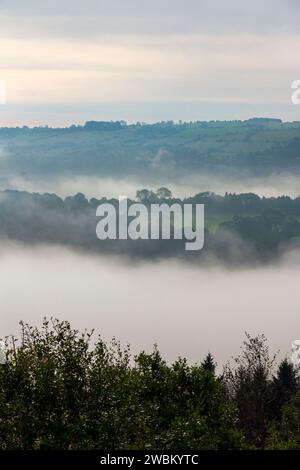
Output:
[{"xmin": 0, "ymin": 0, "xmax": 300, "ymax": 125}]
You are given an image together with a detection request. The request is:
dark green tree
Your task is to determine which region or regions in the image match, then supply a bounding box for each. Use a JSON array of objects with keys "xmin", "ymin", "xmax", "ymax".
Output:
[
  {"xmin": 224, "ymin": 333, "xmax": 277, "ymax": 448},
  {"xmin": 270, "ymin": 359, "xmax": 298, "ymax": 421},
  {"xmin": 201, "ymin": 352, "xmax": 216, "ymax": 374}
]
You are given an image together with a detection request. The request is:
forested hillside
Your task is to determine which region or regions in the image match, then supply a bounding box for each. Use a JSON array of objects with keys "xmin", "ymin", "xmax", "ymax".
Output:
[
  {"xmin": 1, "ymin": 119, "xmax": 300, "ymax": 180},
  {"xmin": 1, "ymin": 188, "xmax": 300, "ymax": 263}
]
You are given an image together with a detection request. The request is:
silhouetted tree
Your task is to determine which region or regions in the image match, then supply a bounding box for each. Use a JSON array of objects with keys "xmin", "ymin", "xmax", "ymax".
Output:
[
  {"xmin": 224, "ymin": 333, "xmax": 277, "ymax": 448},
  {"xmin": 270, "ymin": 359, "xmax": 298, "ymax": 420},
  {"xmin": 201, "ymin": 352, "xmax": 216, "ymax": 374}
]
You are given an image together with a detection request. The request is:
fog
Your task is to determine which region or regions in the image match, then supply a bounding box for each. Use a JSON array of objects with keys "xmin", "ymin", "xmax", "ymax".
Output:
[
  {"xmin": 0, "ymin": 243, "xmax": 299, "ymax": 366},
  {"xmin": 2, "ymin": 172, "xmax": 300, "ymax": 199}
]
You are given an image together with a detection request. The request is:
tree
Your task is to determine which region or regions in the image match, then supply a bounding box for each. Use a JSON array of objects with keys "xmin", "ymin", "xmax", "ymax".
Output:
[
  {"xmin": 224, "ymin": 333, "xmax": 277, "ymax": 448},
  {"xmin": 267, "ymin": 390, "xmax": 300, "ymax": 449},
  {"xmin": 201, "ymin": 352, "xmax": 216, "ymax": 374},
  {"xmin": 270, "ymin": 359, "xmax": 298, "ymax": 421},
  {"xmin": 136, "ymin": 189, "xmax": 156, "ymax": 203},
  {"xmin": 156, "ymin": 187, "xmax": 172, "ymax": 199},
  {"xmin": 0, "ymin": 318, "xmax": 245, "ymax": 450}
]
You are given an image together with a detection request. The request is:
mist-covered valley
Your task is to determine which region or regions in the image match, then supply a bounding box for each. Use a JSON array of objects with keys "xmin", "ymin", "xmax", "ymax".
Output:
[
  {"xmin": 0, "ymin": 184, "xmax": 299, "ymax": 363},
  {"xmin": 0, "ymin": 242, "xmax": 299, "ymax": 365},
  {"xmin": 1, "ymin": 120, "xmax": 300, "ymax": 362},
  {"xmin": 5, "ymin": 0, "xmax": 300, "ymax": 453},
  {"xmin": 2, "ymin": 119, "xmax": 300, "ymax": 200},
  {"xmin": 2, "ymin": 172, "xmax": 300, "ymax": 201}
]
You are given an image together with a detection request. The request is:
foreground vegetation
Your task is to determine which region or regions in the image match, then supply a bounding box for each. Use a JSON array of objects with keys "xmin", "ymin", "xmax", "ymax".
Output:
[{"xmin": 0, "ymin": 319, "xmax": 299, "ymax": 450}]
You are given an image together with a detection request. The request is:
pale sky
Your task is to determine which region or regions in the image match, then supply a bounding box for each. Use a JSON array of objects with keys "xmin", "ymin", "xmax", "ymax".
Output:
[{"xmin": 0, "ymin": 0, "xmax": 300, "ymax": 125}]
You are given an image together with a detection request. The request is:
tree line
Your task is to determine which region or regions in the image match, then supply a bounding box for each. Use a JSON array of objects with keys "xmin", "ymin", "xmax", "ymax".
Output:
[
  {"xmin": 0, "ymin": 319, "xmax": 299, "ymax": 450},
  {"xmin": 1, "ymin": 189, "xmax": 300, "ymax": 263}
]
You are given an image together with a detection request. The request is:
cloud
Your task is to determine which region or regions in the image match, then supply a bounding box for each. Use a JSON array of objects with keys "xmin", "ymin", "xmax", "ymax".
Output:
[
  {"xmin": 0, "ymin": 32, "xmax": 298, "ymax": 108},
  {"xmin": 1, "ymin": 0, "xmax": 300, "ymax": 36},
  {"xmin": 0, "ymin": 0, "xmax": 300, "ymax": 123}
]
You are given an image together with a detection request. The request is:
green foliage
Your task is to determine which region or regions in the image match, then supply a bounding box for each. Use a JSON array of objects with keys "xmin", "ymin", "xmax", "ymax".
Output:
[
  {"xmin": 1, "ymin": 320, "xmax": 299, "ymax": 450},
  {"xmin": 2, "ymin": 118, "xmax": 300, "ymax": 179},
  {"xmin": 224, "ymin": 333, "xmax": 278, "ymax": 448},
  {"xmin": 0, "ymin": 319, "xmax": 245, "ymax": 450},
  {"xmin": 201, "ymin": 352, "xmax": 216, "ymax": 374},
  {"xmin": 267, "ymin": 391, "xmax": 300, "ymax": 449},
  {"xmin": 2, "ymin": 189, "xmax": 300, "ymax": 264},
  {"xmin": 270, "ymin": 359, "xmax": 298, "ymax": 421}
]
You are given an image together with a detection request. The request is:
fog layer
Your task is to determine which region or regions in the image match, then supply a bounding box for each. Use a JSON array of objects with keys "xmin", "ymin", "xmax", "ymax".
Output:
[
  {"xmin": 2, "ymin": 173, "xmax": 300, "ymax": 200},
  {"xmin": 0, "ymin": 243, "xmax": 298, "ymax": 365}
]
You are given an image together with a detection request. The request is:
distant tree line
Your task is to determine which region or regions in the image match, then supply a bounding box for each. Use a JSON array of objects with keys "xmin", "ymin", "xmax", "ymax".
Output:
[
  {"xmin": 0, "ymin": 117, "xmax": 286, "ymax": 133},
  {"xmin": 0, "ymin": 189, "xmax": 300, "ymax": 263},
  {"xmin": 1, "ymin": 118, "xmax": 300, "ymax": 180}
]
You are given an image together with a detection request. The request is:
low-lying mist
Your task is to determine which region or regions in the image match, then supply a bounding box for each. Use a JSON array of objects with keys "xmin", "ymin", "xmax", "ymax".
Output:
[
  {"xmin": 0, "ymin": 242, "xmax": 299, "ymax": 366},
  {"xmin": 2, "ymin": 172, "xmax": 300, "ymax": 199}
]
